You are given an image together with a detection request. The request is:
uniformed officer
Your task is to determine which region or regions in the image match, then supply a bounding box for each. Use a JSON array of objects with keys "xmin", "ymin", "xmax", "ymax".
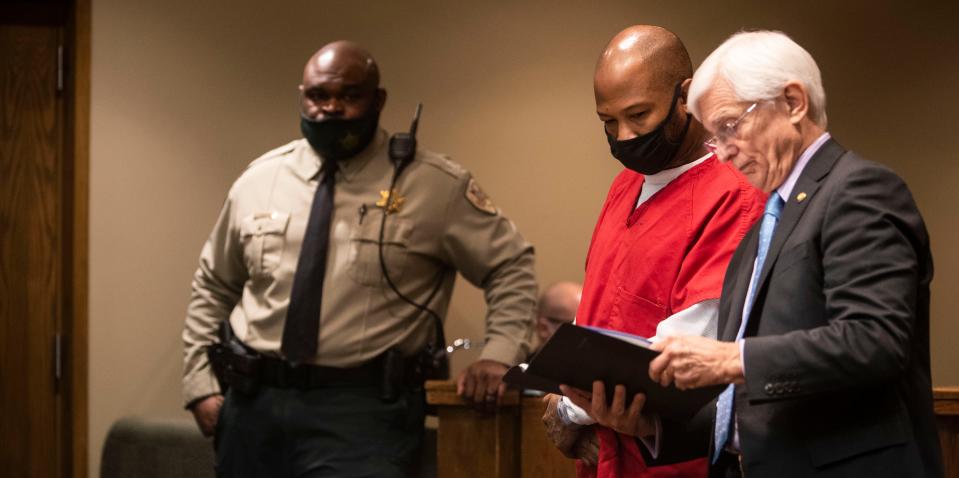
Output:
[{"xmin": 182, "ymin": 40, "xmax": 537, "ymax": 477}]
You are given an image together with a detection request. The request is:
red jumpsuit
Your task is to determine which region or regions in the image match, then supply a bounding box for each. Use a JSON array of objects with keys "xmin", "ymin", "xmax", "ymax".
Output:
[{"xmin": 577, "ymin": 156, "xmax": 763, "ymax": 478}]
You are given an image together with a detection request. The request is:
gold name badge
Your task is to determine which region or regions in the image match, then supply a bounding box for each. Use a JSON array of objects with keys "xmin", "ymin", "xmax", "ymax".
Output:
[{"xmin": 376, "ymin": 189, "xmax": 406, "ymax": 214}]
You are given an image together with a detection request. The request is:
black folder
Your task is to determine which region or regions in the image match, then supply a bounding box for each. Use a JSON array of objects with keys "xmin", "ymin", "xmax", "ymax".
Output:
[{"xmin": 504, "ymin": 323, "xmax": 723, "ymax": 421}]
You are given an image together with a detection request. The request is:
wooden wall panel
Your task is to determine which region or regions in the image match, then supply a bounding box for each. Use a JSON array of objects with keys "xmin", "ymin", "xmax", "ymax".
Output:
[{"xmin": 0, "ymin": 23, "xmax": 63, "ymax": 478}]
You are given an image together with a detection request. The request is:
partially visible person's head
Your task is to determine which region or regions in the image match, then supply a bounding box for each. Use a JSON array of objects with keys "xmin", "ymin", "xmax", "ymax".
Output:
[
  {"xmin": 536, "ymin": 282, "xmax": 583, "ymax": 345},
  {"xmin": 688, "ymin": 31, "xmax": 827, "ymax": 192},
  {"xmin": 298, "ymin": 41, "xmax": 387, "ymax": 160},
  {"xmin": 594, "ymin": 25, "xmax": 702, "ymax": 175}
]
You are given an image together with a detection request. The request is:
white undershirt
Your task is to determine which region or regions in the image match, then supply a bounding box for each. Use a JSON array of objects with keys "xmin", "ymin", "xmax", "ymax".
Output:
[{"xmin": 635, "ymin": 153, "xmax": 712, "ymax": 209}]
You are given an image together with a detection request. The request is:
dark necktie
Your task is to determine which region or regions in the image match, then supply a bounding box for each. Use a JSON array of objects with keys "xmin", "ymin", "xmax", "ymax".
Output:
[{"xmin": 282, "ymin": 160, "xmax": 337, "ymax": 363}]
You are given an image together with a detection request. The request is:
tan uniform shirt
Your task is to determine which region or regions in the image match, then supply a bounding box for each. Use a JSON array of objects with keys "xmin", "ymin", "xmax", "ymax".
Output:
[{"xmin": 182, "ymin": 131, "xmax": 537, "ymax": 405}]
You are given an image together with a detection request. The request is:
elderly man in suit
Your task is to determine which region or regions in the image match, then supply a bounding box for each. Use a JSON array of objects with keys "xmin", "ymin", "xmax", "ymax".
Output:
[{"xmin": 568, "ymin": 30, "xmax": 944, "ymax": 477}]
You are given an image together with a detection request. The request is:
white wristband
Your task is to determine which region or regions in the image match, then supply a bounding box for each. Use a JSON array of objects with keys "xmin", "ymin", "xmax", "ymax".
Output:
[{"xmin": 559, "ymin": 396, "xmax": 597, "ymax": 426}]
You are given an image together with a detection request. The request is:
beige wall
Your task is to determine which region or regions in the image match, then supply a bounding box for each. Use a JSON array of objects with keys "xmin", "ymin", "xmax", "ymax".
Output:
[{"xmin": 89, "ymin": 0, "xmax": 959, "ymax": 475}]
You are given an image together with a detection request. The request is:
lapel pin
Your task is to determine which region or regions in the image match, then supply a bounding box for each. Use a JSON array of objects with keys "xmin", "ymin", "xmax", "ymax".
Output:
[{"xmin": 796, "ymin": 192, "xmax": 807, "ymax": 202}]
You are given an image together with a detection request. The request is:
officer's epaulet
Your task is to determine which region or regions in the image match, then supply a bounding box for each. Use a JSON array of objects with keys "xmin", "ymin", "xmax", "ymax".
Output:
[
  {"xmin": 414, "ymin": 150, "xmax": 468, "ymax": 180},
  {"xmin": 244, "ymin": 139, "xmax": 300, "ymax": 171},
  {"xmin": 413, "ymin": 150, "xmax": 499, "ymax": 215}
]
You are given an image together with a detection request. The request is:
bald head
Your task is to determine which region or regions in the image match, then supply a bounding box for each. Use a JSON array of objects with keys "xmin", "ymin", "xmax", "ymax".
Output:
[
  {"xmin": 596, "ymin": 25, "xmax": 692, "ymax": 93},
  {"xmin": 536, "ymin": 282, "xmax": 583, "ymax": 345},
  {"xmin": 594, "ymin": 26, "xmax": 706, "ymax": 168},
  {"xmin": 304, "ymin": 41, "xmax": 380, "ymax": 89},
  {"xmin": 300, "ymin": 40, "xmax": 386, "ymax": 120}
]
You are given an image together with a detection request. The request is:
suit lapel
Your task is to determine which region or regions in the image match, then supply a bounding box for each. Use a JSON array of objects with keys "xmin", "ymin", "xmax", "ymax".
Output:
[
  {"xmin": 751, "ymin": 139, "xmax": 846, "ymax": 316},
  {"xmin": 720, "ymin": 227, "xmax": 759, "ymax": 341}
]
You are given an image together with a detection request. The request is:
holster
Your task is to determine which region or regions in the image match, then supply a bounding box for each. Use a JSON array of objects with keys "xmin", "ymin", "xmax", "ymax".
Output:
[
  {"xmin": 416, "ymin": 343, "xmax": 449, "ymax": 382},
  {"xmin": 207, "ymin": 338, "xmax": 260, "ymax": 395},
  {"xmin": 380, "ymin": 345, "xmax": 449, "ymax": 402},
  {"xmin": 380, "ymin": 349, "xmax": 405, "ymax": 402}
]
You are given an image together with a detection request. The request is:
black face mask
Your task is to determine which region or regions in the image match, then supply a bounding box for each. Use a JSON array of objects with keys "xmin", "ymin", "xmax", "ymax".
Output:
[
  {"xmin": 300, "ymin": 108, "xmax": 380, "ymax": 161},
  {"xmin": 606, "ymin": 83, "xmax": 692, "ymax": 175}
]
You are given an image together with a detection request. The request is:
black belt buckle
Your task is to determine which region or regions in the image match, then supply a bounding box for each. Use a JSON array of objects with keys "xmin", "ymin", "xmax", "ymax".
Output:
[{"xmin": 277, "ymin": 362, "xmax": 308, "ymax": 389}]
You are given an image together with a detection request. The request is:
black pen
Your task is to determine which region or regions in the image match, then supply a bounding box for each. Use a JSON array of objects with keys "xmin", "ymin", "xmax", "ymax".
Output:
[{"xmin": 358, "ymin": 204, "xmax": 368, "ymax": 224}]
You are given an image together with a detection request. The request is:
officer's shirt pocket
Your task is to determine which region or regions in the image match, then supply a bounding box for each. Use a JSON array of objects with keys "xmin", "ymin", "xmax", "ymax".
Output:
[
  {"xmin": 239, "ymin": 211, "xmax": 290, "ymax": 277},
  {"xmin": 348, "ymin": 218, "xmax": 412, "ymax": 286}
]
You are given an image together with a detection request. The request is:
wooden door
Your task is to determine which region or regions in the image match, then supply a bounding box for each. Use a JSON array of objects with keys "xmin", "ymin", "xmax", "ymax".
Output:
[{"xmin": 0, "ymin": 23, "xmax": 65, "ymax": 478}]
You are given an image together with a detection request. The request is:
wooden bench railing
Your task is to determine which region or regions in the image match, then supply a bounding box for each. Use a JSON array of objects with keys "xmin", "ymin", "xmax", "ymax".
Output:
[
  {"xmin": 935, "ymin": 386, "xmax": 959, "ymax": 476},
  {"xmin": 426, "ymin": 380, "xmax": 574, "ymax": 478},
  {"xmin": 427, "ymin": 381, "xmax": 959, "ymax": 477}
]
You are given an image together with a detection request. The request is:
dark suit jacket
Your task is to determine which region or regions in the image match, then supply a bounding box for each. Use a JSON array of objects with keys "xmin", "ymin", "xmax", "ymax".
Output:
[
  {"xmin": 645, "ymin": 139, "xmax": 943, "ymax": 476},
  {"xmin": 707, "ymin": 138, "xmax": 942, "ymax": 477}
]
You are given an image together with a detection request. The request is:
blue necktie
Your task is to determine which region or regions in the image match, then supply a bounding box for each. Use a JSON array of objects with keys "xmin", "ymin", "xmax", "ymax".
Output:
[{"xmin": 712, "ymin": 193, "xmax": 784, "ymax": 463}]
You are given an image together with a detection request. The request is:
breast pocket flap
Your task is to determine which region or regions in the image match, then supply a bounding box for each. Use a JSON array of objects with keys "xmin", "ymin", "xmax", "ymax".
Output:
[
  {"xmin": 351, "ymin": 218, "xmax": 412, "ymax": 246},
  {"xmin": 240, "ymin": 211, "xmax": 291, "ymax": 238}
]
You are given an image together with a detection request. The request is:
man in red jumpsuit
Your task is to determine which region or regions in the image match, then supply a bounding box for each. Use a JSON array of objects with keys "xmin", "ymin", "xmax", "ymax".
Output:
[{"xmin": 542, "ymin": 25, "xmax": 763, "ymax": 477}]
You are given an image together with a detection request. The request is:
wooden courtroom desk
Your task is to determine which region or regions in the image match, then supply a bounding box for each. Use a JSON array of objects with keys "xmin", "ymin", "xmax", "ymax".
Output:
[
  {"xmin": 426, "ymin": 380, "xmax": 576, "ymax": 478},
  {"xmin": 428, "ymin": 381, "xmax": 959, "ymax": 477}
]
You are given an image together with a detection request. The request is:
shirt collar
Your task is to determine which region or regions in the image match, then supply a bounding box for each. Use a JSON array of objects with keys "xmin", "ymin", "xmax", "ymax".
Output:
[
  {"xmin": 775, "ymin": 132, "xmax": 831, "ymax": 202},
  {"xmin": 293, "ymin": 129, "xmax": 389, "ymax": 182}
]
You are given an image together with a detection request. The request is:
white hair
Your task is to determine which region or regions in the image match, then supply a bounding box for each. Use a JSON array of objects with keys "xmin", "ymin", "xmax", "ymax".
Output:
[{"xmin": 688, "ymin": 30, "xmax": 827, "ymax": 127}]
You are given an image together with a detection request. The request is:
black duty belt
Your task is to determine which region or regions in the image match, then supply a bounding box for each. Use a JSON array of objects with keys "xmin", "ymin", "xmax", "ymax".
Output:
[
  {"xmin": 255, "ymin": 354, "xmax": 385, "ymax": 389},
  {"xmin": 209, "ymin": 339, "xmax": 424, "ymax": 398}
]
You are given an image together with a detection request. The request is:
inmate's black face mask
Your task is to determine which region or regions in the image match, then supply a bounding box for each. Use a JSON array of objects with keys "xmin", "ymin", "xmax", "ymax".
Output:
[
  {"xmin": 606, "ymin": 83, "xmax": 692, "ymax": 175},
  {"xmin": 300, "ymin": 108, "xmax": 380, "ymax": 161}
]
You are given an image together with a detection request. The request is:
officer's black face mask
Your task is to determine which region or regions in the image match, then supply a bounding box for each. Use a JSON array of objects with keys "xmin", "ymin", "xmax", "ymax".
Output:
[
  {"xmin": 300, "ymin": 107, "xmax": 380, "ymax": 161},
  {"xmin": 606, "ymin": 83, "xmax": 692, "ymax": 175}
]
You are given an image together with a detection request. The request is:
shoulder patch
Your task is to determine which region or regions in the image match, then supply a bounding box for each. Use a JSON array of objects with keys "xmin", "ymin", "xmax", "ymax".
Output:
[{"xmin": 466, "ymin": 177, "xmax": 498, "ymax": 215}]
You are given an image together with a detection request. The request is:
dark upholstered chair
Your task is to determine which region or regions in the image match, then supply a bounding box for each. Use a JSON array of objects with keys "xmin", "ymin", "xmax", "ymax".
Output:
[
  {"xmin": 100, "ymin": 415, "xmax": 437, "ymax": 478},
  {"xmin": 100, "ymin": 416, "xmax": 214, "ymax": 478}
]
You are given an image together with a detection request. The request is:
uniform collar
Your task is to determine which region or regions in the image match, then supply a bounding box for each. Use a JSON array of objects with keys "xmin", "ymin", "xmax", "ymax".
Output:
[{"xmin": 293, "ymin": 129, "xmax": 389, "ymax": 182}]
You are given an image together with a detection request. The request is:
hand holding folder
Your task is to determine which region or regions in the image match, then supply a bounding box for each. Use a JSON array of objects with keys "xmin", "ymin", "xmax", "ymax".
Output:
[{"xmin": 504, "ymin": 323, "xmax": 723, "ymax": 421}]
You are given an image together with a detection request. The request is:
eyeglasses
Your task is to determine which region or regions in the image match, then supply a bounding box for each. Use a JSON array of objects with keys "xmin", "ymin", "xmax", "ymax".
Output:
[{"xmin": 705, "ymin": 102, "xmax": 759, "ymax": 148}]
